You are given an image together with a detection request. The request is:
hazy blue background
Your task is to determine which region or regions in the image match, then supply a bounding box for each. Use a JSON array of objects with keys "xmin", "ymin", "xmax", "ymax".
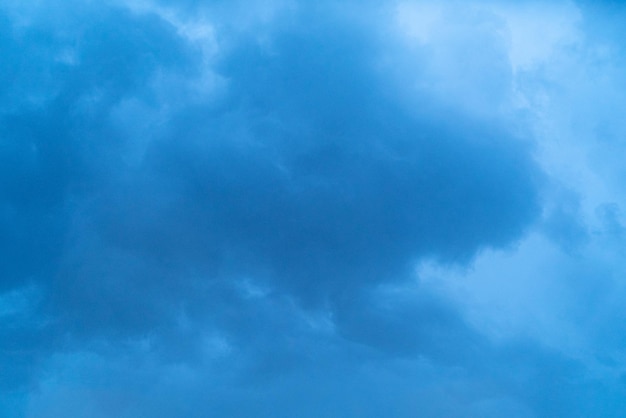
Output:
[{"xmin": 1, "ymin": 0, "xmax": 626, "ymax": 416}]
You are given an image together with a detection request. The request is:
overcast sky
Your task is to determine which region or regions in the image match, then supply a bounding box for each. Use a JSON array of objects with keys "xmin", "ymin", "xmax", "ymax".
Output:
[{"xmin": 2, "ymin": 0, "xmax": 626, "ymax": 417}]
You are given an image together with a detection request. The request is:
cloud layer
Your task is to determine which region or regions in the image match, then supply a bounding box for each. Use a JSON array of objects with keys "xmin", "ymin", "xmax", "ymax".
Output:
[{"xmin": 2, "ymin": 1, "xmax": 626, "ymax": 417}]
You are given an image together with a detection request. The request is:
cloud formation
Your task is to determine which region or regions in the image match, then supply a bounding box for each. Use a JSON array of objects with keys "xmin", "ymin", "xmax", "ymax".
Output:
[{"xmin": 1, "ymin": 1, "xmax": 626, "ymax": 417}]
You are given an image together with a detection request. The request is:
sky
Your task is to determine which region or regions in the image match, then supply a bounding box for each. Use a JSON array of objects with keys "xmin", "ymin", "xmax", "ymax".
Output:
[{"xmin": 1, "ymin": 0, "xmax": 626, "ymax": 417}]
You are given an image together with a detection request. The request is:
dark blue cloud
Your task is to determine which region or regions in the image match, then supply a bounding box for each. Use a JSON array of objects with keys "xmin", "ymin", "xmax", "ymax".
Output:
[
  {"xmin": 84, "ymin": 8, "xmax": 539, "ymax": 303},
  {"xmin": 3, "ymin": 1, "xmax": 539, "ymax": 343},
  {"xmin": 3, "ymin": 1, "xmax": 624, "ymax": 417}
]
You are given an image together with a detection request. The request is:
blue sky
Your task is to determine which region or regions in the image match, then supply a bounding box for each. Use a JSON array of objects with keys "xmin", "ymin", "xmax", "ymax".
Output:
[{"xmin": 2, "ymin": 0, "xmax": 626, "ymax": 416}]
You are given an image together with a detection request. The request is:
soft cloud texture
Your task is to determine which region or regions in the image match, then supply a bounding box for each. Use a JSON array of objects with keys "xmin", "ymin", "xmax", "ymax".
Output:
[{"xmin": 1, "ymin": 0, "xmax": 626, "ymax": 417}]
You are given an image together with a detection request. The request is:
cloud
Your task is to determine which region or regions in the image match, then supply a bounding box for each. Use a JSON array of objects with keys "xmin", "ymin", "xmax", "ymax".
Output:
[
  {"xmin": 4, "ymin": 0, "xmax": 626, "ymax": 417},
  {"xmin": 9, "ymin": 0, "xmax": 541, "ymax": 341}
]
